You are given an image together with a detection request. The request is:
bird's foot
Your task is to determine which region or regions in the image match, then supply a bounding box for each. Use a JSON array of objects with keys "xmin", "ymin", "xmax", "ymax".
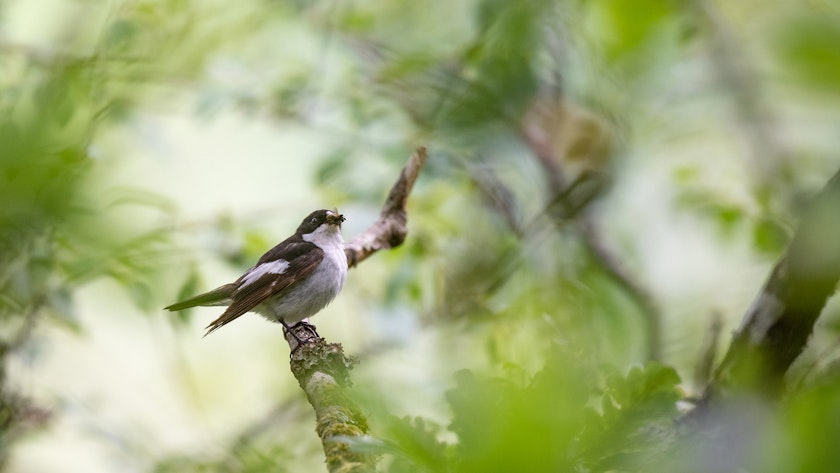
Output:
[
  {"xmin": 281, "ymin": 320, "xmax": 321, "ymax": 352},
  {"xmin": 291, "ymin": 320, "xmax": 321, "ymax": 340}
]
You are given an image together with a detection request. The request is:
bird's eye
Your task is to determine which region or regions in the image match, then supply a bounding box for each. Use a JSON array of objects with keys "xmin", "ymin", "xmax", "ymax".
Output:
[{"xmin": 311, "ymin": 217, "xmax": 317, "ymax": 223}]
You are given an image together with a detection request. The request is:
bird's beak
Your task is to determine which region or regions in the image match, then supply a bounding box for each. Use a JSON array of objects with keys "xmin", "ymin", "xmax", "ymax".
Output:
[{"xmin": 326, "ymin": 209, "xmax": 345, "ymax": 225}]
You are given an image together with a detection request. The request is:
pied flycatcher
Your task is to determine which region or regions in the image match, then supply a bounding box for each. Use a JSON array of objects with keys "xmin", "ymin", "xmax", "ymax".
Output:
[{"xmin": 165, "ymin": 209, "xmax": 348, "ymax": 336}]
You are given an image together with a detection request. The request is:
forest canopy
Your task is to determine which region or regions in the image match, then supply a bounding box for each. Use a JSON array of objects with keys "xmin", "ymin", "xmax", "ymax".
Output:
[{"xmin": 2, "ymin": 0, "xmax": 840, "ymax": 472}]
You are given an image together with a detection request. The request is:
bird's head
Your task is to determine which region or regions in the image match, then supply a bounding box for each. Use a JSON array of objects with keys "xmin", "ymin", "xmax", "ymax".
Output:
[{"xmin": 297, "ymin": 209, "xmax": 345, "ymax": 236}]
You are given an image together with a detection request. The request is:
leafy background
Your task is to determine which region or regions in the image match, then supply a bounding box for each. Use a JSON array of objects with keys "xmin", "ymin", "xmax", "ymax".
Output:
[{"xmin": 2, "ymin": 0, "xmax": 840, "ymax": 472}]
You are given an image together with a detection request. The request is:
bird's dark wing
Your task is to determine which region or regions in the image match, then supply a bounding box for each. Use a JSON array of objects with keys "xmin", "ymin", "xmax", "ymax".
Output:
[
  {"xmin": 203, "ymin": 240, "xmax": 324, "ymax": 336},
  {"xmin": 256, "ymin": 233, "xmax": 308, "ymax": 265}
]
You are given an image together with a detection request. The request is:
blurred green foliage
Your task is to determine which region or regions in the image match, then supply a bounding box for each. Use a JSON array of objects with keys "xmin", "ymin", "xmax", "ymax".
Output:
[
  {"xmin": 775, "ymin": 10, "xmax": 840, "ymax": 98},
  {"xmin": 357, "ymin": 353, "xmax": 681, "ymax": 473},
  {"xmin": 300, "ymin": 0, "xmax": 840, "ymax": 471},
  {"xmin": 0, "ymin": 0, "xmax": 269, "ymax": 464},
  {"xmin": 0, "ymin": 0, "xmax": 265, "ymax": 331},
  {"xmin": 154, "ymin": 442, "xmax": 293, "ymax": 473},
  {"xmin": 3, "ymin": 0, "xmax": 840, "ymax": 472},
  {"xmin": 772, "ymin": 379, "xmax": 840, "ymax": 473}
]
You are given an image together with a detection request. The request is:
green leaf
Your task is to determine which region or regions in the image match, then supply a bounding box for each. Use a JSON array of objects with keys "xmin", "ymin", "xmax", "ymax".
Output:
[
  {"xmin": 444, "ymin": 349, "xmax": 588, "ymax": 473},
  {"xmin": 584, "ymin": 0, "xmax": 681, "ymax": 62},
  {"xmin": 775, "ymin": 13, "xmax": 840, "ymax": 97},
  {"xmin": 575, "ymin": 363, "xmax": 682, "ymax": 470},
  {"xmin": 377, "ymin": 416, "xmax": 452, "ymax": 473},
  {"xmin": 241, "ymin": 230, "xmax": 271, "ymax": 263},
  {"xmin": 753, "ymin": 218, "xmax": 789, "ymax": 255}
]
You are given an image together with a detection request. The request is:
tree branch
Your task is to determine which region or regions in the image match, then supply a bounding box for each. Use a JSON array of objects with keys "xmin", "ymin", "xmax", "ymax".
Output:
[
  {"xmin": 577, "ymin": 216, "xmax": 663, "ymax": 362},
  {"xmin": 519, "ymin": 107, "xmax": 663, "ymax": 361},
  {"xmin": 286, "ymin": 324, "xmax": 374, "ymax": 473},
  {"xmin": 344, "ymin": 146, "xmax": 428, "ymax": 268},
  {"xmin": 284, "ymin": 147, "xmax": 428, "ymax": 473},
  {"xmin": 704, "ymin": 167, "xmax": 840, "ymax": 401}
]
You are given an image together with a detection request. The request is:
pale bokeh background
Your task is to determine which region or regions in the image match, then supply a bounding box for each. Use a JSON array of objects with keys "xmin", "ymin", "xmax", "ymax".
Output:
[{"xmin": 3, "ymin": 0, "xmax": 840, "ymax": 471}]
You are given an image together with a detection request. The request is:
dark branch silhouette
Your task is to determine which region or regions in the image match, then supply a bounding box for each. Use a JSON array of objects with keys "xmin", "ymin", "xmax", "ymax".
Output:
[{"xmin": 702, "ymin": 167, "xmax": 840, "ymax": 404}]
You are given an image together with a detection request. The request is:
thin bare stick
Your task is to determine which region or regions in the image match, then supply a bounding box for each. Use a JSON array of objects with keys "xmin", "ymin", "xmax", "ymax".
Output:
[
  {"xmin": 344, "ymin": 146, "xmax": 428, "ymax": 267},
  {"xmin": 577, "ymin": 217, "xmax": 663, "ymax": 361},
  {"xmin": 519, "ymin": 106, "xmax": 663, "ymax": 361}
]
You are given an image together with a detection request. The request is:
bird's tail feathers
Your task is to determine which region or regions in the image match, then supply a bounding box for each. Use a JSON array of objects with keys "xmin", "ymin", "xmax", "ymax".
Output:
[{"xmin": 164, "ymin": 283, "xmax": 236, "ymax": 311}]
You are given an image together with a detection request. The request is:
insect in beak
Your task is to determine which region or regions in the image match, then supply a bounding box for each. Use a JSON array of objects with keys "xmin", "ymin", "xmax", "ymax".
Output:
[{"xmin": 326, "ymin": 209, "xmax": 345, "ymax": 224}]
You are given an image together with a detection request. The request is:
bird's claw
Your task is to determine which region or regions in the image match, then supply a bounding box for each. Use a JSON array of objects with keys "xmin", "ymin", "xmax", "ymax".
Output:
[{"xmin": 281, "ymin": 320, "xmax": 321, "ymax": 352}]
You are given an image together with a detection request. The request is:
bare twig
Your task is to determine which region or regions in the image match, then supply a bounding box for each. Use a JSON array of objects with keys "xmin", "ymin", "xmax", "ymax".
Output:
[
  {"xmin": 344, "ymin": 146, "xmax": 428, "ymax": 267},
  {"xmin": 284, "ymin": 147, "xmax": 428, "ymax": 473},
  {"xmin": 470, "ymin": 160, "xmax": 524, "ymax": 236},
  {"xmin": 519, "ymin": 101, "xmax": 663, "ymax": 361},
  {"xmin": 577, "ymin": 217, "xmax": 663, "ymax": 361}
]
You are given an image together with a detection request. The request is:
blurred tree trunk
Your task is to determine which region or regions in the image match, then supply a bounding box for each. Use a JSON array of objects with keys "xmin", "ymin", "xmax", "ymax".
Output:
[{"xmin": 706, "ymin": 167, "xmax": 840, "ymax": 400}]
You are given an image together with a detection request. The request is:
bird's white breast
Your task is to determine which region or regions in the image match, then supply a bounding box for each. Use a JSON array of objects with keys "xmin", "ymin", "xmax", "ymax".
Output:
[
  {"xmin": 257, "ymin": 225, "xmax": 347, "ymax": 325},
  {"xmin": 303, "ymin": 224, "xmax": 348, "ymax": 303}
]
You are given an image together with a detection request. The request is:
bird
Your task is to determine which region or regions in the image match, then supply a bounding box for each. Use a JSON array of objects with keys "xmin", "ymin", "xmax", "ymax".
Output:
[{"xmin": 165, "ymin": 209, "xmax": 348, "ymax": 338}]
